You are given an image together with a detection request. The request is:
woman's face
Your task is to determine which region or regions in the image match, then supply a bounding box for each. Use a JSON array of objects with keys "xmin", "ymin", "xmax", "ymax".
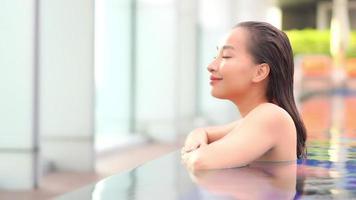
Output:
[{"xmin": 208, "ymin": 27, "xmax": 258, "ymax": 100}]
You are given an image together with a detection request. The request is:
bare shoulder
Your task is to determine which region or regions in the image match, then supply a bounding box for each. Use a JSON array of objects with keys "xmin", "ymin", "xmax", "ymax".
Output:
[
  {"xmin": 244, "ymin": 103, "xmax": 295, "ymax": 133},
  {"xmin": 252, "ymin": 102, "xmax": 293, "ymax": 119}
]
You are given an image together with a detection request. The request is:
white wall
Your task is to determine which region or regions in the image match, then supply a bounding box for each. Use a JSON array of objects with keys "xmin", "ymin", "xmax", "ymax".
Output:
[
  {"xmin": 39, "ymin": 0, "xmax": 95, "ymax": 172},
  {"xmin": 135, "ymin": 0, "xmax": 177, "ymax": 140},
  {"xmin": 0, "ymin": 0, "xmax": 35, "ymax": 151},
  {"xmin": 231, "ymin": 0, "xmax": 280, "ymax": 26},
  {"xmin": 197, "ymin": 0, "xmax": 240, "ymax": 125},
  {"xmin": 0, "ymin": 0, "xmax": 37, "ymax": 189},
  {"xmin": 95, "ymin": 0, "xmax": 134, "ymax": 151},
  {"xmin": 135, "ymin": 0, "xmax": 199, "ymax": 140},
  {"xmin": 175, "ymin": 0, "xmax": 199, "ymax": 135}
]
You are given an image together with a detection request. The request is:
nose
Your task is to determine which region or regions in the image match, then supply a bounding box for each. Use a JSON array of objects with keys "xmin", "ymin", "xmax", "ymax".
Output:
[{"xmin": 207, "ymin": 60, "xmax": 218, "ymax": 73}]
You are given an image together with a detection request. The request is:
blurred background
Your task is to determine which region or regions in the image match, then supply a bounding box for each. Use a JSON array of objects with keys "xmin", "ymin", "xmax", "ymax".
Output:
[{"xmin": 1, "ymin": 0, "xmax": 356, "ymax": 199}]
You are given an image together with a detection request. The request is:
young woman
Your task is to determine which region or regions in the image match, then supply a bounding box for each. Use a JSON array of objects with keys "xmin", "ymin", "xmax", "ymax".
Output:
[{"xmin": 181, "ymin": 21, "xmax": 307, "ymax": 171}]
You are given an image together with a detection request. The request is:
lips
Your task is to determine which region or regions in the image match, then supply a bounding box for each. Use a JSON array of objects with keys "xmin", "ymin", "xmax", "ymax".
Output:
[
  {"xmin": 210, "ymin": 76, "xmax": 222, "ymax": 81},
  {"xmin": 210, "ymin": 75, "xmax": 223, "ymax": 81},
  {"xmin": 210, "ymin": 75, "xmax": 223, "ymax": 85}
]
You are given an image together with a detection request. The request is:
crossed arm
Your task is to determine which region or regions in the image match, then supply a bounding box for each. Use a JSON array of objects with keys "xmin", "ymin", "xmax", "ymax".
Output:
[
  {"xmin": 205, "ymin": 119, "xmax": 241, "ymax": 143},
  {"xmin": 182, "ymin": 107, "xmax": 280, "ymax": 171}
]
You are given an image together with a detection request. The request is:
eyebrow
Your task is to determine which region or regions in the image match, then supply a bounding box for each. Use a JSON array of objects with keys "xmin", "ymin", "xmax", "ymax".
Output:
[{"xmin": 216, "ymin": 45, "xmax": 235, "ymax": 51}]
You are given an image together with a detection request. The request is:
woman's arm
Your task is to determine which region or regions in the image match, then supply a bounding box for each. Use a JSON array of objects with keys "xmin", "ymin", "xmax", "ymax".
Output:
[
  {"xmin": 182, "ymin": 119, "xmax": 241, "ymax": 153},
  {"xmin": 204, "ymin": 119, "xmax": 241, "ymax": 144},
  {"xmin": 182, "ymin": 105, "xmax": 289, "ymax": 171}
]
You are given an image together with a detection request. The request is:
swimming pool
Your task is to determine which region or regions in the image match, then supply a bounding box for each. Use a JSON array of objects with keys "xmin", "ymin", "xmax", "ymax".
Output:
[{"xmin": 57, "ymin": 87, "xmax": 356, "ymax": 200}]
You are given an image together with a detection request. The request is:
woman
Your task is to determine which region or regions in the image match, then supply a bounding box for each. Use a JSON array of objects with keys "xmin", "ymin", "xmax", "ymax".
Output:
[{"xmin": 181, "ymin": 21, "xmax": 307, "ymax": 171}]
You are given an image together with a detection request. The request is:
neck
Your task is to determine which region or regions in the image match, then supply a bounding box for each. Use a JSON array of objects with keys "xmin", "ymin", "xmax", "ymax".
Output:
[{"xmin": 231, "ymin": 87, "xmax": 269, "ymax": 118}]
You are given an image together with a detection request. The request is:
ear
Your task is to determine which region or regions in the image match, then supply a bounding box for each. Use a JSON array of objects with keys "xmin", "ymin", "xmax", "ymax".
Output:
[{"xmin": 252, "ymin": 63, "xmax": 270, "ymax": 83}]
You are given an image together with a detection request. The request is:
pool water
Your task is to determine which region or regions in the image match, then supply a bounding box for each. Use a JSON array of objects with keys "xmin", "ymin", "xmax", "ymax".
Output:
[{"xmin": 294, "ymin": 88, "xmax": 356, "ymax": 199}]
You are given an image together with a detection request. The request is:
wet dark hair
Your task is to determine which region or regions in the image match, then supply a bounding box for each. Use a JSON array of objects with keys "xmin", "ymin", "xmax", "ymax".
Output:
[{"xmin": 235, "ymin": 21, "xmax": 307, "ymax": 159}]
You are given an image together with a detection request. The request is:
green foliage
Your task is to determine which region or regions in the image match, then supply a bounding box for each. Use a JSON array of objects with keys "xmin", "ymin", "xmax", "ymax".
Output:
[
  {"xmin": 347, "ymin": 32, "xmax": 356, "ymax": 57},
  {"xmin": 285, "ymin": 29, "xmax": 356, "ymax": 58}
]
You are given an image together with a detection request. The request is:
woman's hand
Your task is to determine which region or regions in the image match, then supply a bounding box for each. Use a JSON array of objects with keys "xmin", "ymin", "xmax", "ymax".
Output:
[
  {"xmin": 181, "ymin": 128, "xmax": 208, "ymax": 154},
  {"xmin": 181, "ymin": 151, "xmax": 198, "ymax": 171},
  {"xmin": 181, "ymin": 128, "xmax": 208, "ymax": 171}
]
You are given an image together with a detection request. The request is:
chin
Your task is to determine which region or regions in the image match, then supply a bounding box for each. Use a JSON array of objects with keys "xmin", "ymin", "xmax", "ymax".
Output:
[{"xmin": 211, "ymin": 89, "xmax": 228, "ymax": 99}]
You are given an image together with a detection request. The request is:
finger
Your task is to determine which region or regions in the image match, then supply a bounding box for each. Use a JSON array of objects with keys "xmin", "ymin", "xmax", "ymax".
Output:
[
  {"xmin": 181, "ymin": 149, "xmax": 189, "ymax": 156},
  {"xmin": 184, "ymin": 143, "xmax": 202, "ymax": 153},
  {"xmin": 183, "ymin": 146, "xmax": 193, "ymax": 152},
  {"xmin": 189, "ymin": 143, "xmax": 200, "ymax": 151},
  {"xmin": 200, "ymin": 142, "xmax": 208, "ymax": 147},
  {"xmin": 182, "ymin": 146, "xmax": 191, "ymax": 153}
]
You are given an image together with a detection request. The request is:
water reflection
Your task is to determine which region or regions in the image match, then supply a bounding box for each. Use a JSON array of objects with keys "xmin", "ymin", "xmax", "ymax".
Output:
[
  {"xmin": 188, "ymin": 162, "xmax": 297, "ymax": 200},
  {"xmin": 296, "ymin": 88, "xmax": 356, "ymax": 199}
]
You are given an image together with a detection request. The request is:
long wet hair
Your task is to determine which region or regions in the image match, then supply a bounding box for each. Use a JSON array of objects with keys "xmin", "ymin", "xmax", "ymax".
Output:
[{"xmin": 235, "ymin": 21, "xmax": 307, "ymax": 159}]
